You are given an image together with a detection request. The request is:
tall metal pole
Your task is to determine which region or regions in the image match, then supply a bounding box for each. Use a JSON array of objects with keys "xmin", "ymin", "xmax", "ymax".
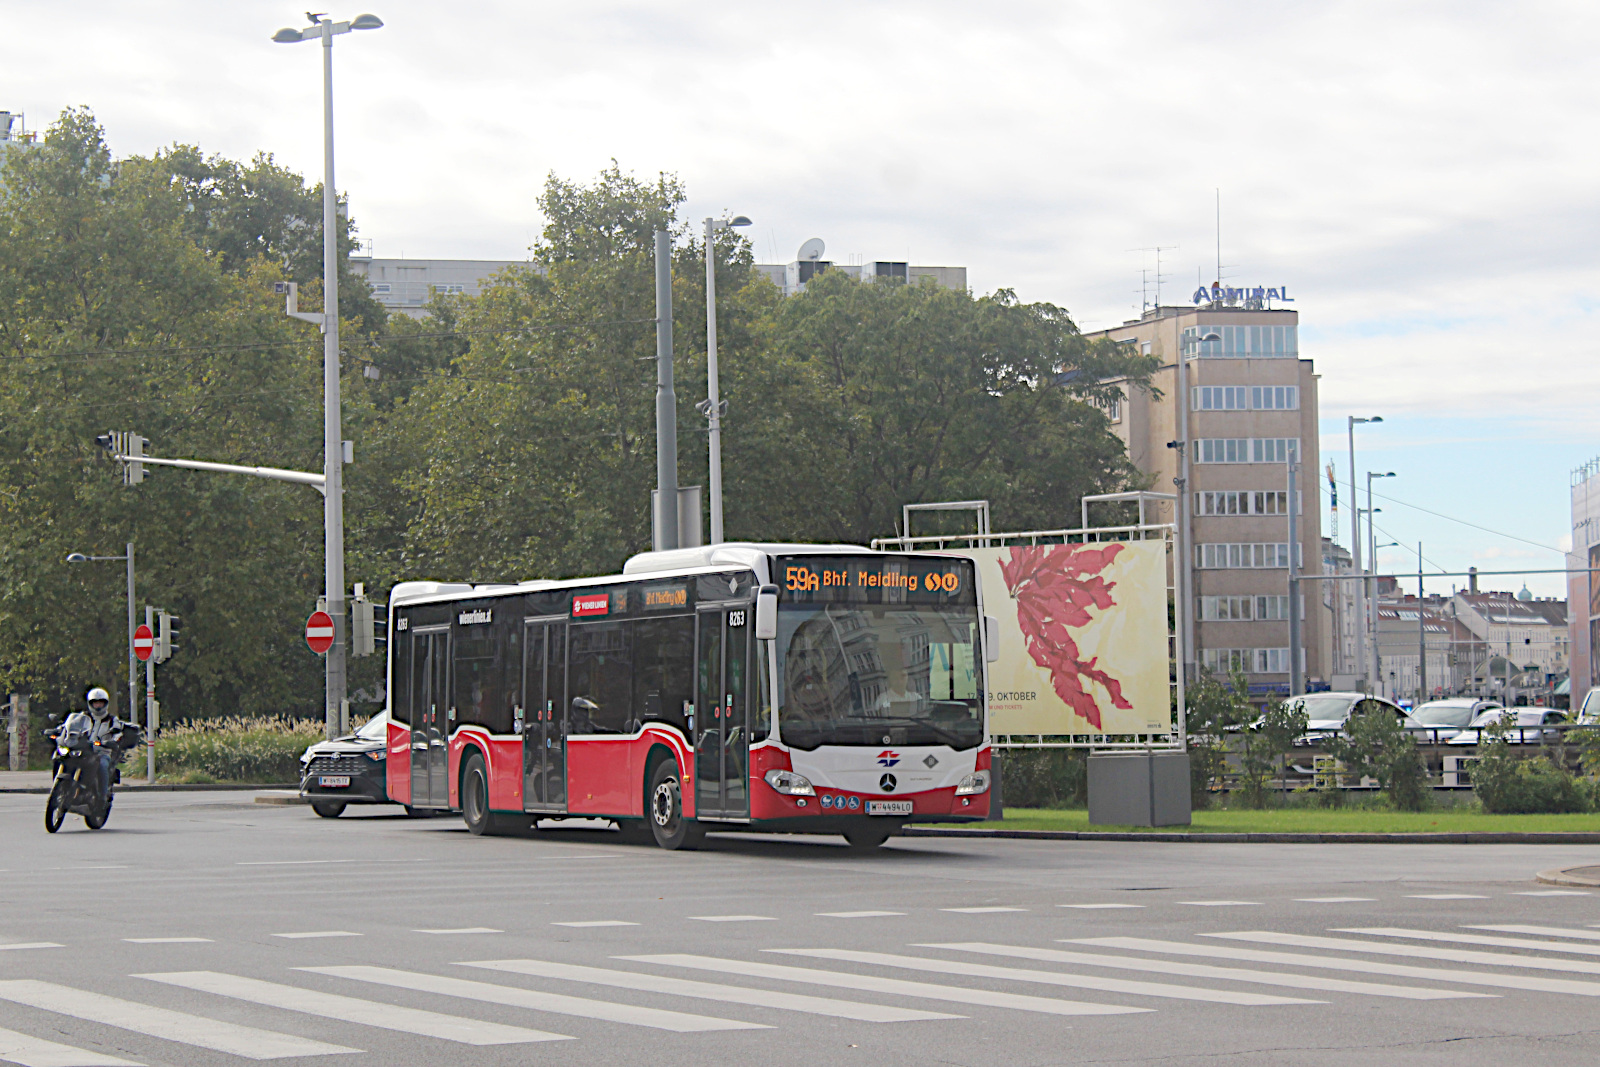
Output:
[
  {"xmin": 654, "ymin": 229, "xmax": 679, "ymax": 551},
  {"xmin": 145, "ymin": 604, "xmax": 156, "ymax": 784},
  {"xmin": 703, "ymin": 218, "xmax": 724, "ymax": 544},
  {"xmin": 320, "ymin": 21, "xmax": 347, "ymax": 741},
  {"xmin": 125, "ymin": 543, "xmax": 136, "ymax": 728},
  {"xmin": 1347, "ymin": 419, "xmax": 1365, "ymax": 688},
  {"xmin": 1287, "ymin": 454, "xmax": 1302, "ymax": 696},
  {"xmin": 1367, "ymin": 482, "xmax": 1381, "ymax": 698},
  {"xmin": 1417, "ymin": 542, "xmax": 1426, "ymax": 702},
  {"xmin": 1175, "ymin": 347, "xmax": 1194, "ymax": 685}
]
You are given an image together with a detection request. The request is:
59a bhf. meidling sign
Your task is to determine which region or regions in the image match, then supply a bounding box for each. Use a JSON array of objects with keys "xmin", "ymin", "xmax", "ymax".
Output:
[
  {"xmin": 1193, "ymin": 283, "xmax": 1293, "ymax": 309},
  {"xmin": 950, "ymin": 542, "xmax": 1171, "ymax": 736}
]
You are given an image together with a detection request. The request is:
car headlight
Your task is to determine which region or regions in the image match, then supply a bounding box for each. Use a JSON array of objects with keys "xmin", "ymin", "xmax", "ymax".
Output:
[
  {"xmin": 955, "ymin": 770, "xmax": 990, "ymax": 796},
  {"xmin": 763, "ymin": 769, "xmax": 815, "ymax": 796},
  {"xmin": 365, "ymin": 750, "xmax": 385, "ymax": 761}
]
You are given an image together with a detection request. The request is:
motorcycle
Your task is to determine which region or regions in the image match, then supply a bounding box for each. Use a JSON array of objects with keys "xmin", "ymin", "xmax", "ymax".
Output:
[{"xmin": 44, "ymin": 712, "xmax": 142, "ymax": 833}]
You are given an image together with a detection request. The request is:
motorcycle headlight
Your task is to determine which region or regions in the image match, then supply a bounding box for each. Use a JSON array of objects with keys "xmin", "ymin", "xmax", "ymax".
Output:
[
  {"xmin": 763, "ymin": 769, "xmax": 815, "ymax": 796},
  {"xmin": 955, "ymin": 770, "xmax": 991, "ymax": 796}
]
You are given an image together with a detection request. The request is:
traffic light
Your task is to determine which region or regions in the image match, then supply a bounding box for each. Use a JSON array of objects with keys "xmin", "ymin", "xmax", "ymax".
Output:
[
  {"xmin": 351, "ymin": 584, "xmax": 375, "ymax": 658},
  {"xmin": 124, "ymin": 433, "xmax": 147, "ymax": 486},
  {"xmin": 155, "ymin": 610, "xmax": 179, "ymax": 663}
]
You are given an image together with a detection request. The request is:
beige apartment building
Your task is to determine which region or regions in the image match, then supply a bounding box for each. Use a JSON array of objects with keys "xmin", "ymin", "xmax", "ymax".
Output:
[{"xmin": 1085, "ymin": 300, "xmax": 1326, "ymax": 695}]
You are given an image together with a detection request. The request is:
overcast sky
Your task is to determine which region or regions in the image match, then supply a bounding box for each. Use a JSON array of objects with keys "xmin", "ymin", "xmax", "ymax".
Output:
[{"xmin": 9, "ymin": 1, "xmax": 1595, "ymax": 595}]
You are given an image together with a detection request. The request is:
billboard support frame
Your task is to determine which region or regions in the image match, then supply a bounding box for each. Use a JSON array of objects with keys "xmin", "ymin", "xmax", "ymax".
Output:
[{"xmin": 873, "ymin": 518, "xmax": 1184, "ymax": 753}]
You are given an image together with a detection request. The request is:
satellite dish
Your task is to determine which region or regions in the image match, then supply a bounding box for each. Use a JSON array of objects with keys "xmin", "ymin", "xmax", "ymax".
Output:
[{"xmin": 797, "ymin": 238, "xmax": 825, "ymax": 262}]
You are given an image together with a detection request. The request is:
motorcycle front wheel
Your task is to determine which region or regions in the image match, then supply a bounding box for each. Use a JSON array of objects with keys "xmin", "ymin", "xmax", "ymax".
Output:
[{"xmin": 45, "ymin": 778, "xmax": 70, "ymax": 833}]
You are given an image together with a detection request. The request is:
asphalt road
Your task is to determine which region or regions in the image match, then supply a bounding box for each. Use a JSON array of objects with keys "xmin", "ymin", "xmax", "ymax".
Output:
[{"xmin": 4, "ymin": 792, "xmax": 1600, "ymax": 1066}]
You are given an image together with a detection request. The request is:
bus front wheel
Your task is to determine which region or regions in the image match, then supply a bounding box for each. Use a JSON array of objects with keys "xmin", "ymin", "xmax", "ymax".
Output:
[{"xmin": 648, "ymin": 758, "xmax": 704, "ymax": 851}]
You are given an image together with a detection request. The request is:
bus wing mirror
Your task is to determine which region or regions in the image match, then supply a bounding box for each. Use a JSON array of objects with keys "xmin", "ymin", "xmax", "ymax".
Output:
[
  {"xmin": 984, "ymin": 616, "xmax": 1000, "ymax": 663},
  {"xmin": 755, "ymin": 585, "xmax": 779, "ymax": 640}
]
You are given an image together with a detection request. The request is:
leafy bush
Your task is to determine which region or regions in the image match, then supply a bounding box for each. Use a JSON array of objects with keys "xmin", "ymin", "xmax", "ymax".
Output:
[
  {"xmin": 1324, "ymin": 704, "xmax": 1428, "ymax": 812},
  {"xmin": 1183, "ymin": 671, "xmax": 1242, "ymax": 808},
  {"xmin": 124, "ymin": 716, "xmax": 322, "ymax": 783},
  {"xmin": 1235, "ymin": 695, "xmax": 1309, "ymax": 810},
  {"xmin": 1473, "ymin": 716, "xmax": 1595, "ymax": 814},
  {"xmin": 1000, "ymin": 749, "xmax": 1088, "ymax": 808}
]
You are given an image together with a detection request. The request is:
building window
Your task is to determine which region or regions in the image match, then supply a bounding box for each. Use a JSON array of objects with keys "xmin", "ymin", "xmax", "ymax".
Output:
[
  {"xmin": 1191, "ymin": 385, "xmax": 1298, "ymax": 410},
  {"xmin": 1200, "ymin": 647, "xmax": 1301, "ymax": 674},
  {"xmin": 1182, "ymin": 324, "xmax": 1298, "ymax": 358},
  {"xmin": 1195, "ymin": 490, "xmax": 1301, "ymax": 516},
  {"xmin": 1195, "ymin": 438, "xmax": 1298, "ymax": 463},
  {"xmin": 1195, "ymin": 543, "xmax": 1301, "ymax": 569}
]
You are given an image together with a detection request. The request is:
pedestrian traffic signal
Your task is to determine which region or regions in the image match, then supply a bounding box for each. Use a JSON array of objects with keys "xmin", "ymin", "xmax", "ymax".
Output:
[
  {"xmin": 155, "ymin": 610, "xmax": 179, "ymax": 663},
  {"xmin": 351, "ymin": 584, "xmax": 375, "ymax": 658},
  {"xmin": 98, "ymin": 431, "xmax": 149, "ymax": 485}
]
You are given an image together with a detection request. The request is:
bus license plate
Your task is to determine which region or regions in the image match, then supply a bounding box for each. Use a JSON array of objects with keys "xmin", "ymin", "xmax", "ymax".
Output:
[
  {"xmin": 868, "ymin": 800, "xmax": 912, "ymax": 816},
  {"xmin": 318, "ymin": 776, "xmax": 350, "ymax": 788}
]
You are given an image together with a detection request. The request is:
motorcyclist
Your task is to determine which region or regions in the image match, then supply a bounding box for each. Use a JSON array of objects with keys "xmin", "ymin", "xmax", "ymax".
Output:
[{"xmin": 82, "ymin": 687, "xmax": 124, "ymax": 810}]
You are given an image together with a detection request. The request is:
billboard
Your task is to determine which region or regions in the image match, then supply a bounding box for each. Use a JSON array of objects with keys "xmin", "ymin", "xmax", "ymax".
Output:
[{"xmin": 955, "ymin": 542, "xmax": 1171, "ymax": 736}]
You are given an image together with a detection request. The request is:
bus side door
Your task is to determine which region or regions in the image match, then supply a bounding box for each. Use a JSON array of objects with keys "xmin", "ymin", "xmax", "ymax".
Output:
[
  {"xmin": 695, "ymin": 605, "xmax": 751, "ymax": 820},
  {"xmin": 522, "ymin": 619, "xmax": 567, "ymax": 812}
]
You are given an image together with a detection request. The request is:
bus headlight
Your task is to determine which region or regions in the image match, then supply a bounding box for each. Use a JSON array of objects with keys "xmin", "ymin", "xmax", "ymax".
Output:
[
  {"xmin": 954, "ymin": 770, "xmax": 990, "ymax": 795},
  {"xmin": 763, "ymin": 769, "xmax": 815, "ymax": 796}
]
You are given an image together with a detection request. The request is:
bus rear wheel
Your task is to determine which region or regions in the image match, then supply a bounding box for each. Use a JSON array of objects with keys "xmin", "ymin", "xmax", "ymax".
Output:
[{"xmin": 648, "ymin": 758, "xmax": 703, "ymax": 850}]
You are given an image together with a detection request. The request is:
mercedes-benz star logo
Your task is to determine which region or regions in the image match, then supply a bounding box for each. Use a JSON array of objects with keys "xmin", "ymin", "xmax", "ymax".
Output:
[{"xmin": 879, "ymin": 773, "xmax": 897, "ymax": 793}]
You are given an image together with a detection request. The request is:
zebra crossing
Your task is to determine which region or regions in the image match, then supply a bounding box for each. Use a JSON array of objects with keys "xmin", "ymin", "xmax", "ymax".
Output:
[{"xmin": 5, "ymin": 921, "xmax": 1600, "ymax": 1065}]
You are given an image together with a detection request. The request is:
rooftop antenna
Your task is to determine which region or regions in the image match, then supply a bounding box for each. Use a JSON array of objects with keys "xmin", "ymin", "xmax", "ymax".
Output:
[
  {"xmin": 1215, "ymin": 188, "xmax": 1221, "ymax": 285},
  {"xmin": 1129, "ymin": 246, "xmax": 1176, "ymax": 308}
]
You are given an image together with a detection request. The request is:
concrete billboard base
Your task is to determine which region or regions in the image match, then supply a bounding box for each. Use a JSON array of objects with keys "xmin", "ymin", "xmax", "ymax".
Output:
[{"xmin": 1087, "ymin": 751, "xmax": 1192, "ymax": 827}]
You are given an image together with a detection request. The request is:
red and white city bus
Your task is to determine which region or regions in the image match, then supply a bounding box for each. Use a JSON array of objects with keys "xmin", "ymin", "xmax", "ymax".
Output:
[{"xmin": 385, "ymin": 543, "xmax": 994, "ymax": 849}]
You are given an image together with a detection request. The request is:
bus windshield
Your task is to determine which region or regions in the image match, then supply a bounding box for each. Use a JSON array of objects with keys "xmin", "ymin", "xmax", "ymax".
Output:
[{"xmin": 776, "ymin": 603, "xmax": 984, "ymax": 750}]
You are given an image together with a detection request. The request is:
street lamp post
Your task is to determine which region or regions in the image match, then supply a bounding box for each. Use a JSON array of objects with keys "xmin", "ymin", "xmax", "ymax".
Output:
[
  {"xmin": 1175, "ymin": 331, "xmax": 1220, "ymax": 688},
  {"xmin": 701, "ymin": 214, "xmax": 751, "ymax": 544},
  {"xmin": 66, "ymin": 546, "xmax": 136, "ymax": 727},
  {"xmin": 273, "ymin": 12, "xmax": 383, "ymax": 739},
  {"xmin": 1366, "ymin": 471, "xmax": 1396, "ymax": 693},
  {"xmin": 1347, "ymin": 415, "xmax": 1382, "ymax": 687}
]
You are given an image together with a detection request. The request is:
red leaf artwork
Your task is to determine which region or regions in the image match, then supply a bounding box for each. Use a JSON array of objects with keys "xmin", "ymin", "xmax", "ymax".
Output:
[{"xmin": 999, "ymin": 543, "xmax": 1133, "ymax": 729}]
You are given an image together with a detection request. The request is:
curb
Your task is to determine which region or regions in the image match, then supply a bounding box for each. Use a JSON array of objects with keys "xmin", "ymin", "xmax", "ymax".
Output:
[
  {"xmin": 254, "ymin": 792, "xmax": 310, "ymax": 806},
  {"xmin": 1536, "ymin": 865, "xmax": 1600, "ymax": 887},
  {"xmin": 902, "ymin": 826, "xmax": 1600, "ymax": 845},
  {"xmin": 0, "ymin": 782, "xmax": 295, "ymax": 795}
]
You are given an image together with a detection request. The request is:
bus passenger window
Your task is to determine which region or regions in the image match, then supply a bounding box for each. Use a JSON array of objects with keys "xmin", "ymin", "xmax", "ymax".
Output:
[
  {"xmin": 568, "ymin": 622, "xmax": 634, "ymax": 733},
  {"xmin": 633, "ymin": 616, "xmax": 694, "ymax": 736}
]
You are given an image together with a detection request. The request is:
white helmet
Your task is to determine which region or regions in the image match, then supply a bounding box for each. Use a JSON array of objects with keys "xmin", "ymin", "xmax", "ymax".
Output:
[{"xmin": 86, "ymin": 687, "xmax": 111, "ymax": 719}]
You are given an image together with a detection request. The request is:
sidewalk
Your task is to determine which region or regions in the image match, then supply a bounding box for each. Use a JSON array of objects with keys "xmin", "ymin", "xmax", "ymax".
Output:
[{"xmin": 0, "ymin": 771, "xmax": 292, "ymax": 794}]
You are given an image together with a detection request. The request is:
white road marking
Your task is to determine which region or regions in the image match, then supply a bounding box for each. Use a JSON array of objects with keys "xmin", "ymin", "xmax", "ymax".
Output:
[
  {"xmin": 0, "ymin": 944, "xmax": 62, "ymax": 952},
  {"xmin": 770, "ymin": 948, "xmax": 1319, "ymax": 1006},
  {"xmin": 1513, "ymin": 890, "xmax": 1591, "ymax": 897},
  {"xmin": 1405, "ymin": 894, "xmax": 1487, "ymax": 900},
  {"xmin": 1072, "ymin": 937, "xmax": 1600, "ymax": 996},
  {"xmin": 1178, "ymin": 901, "xmax": 1260, "ymax": 907},
  {"xmin": 620, "ymin": 953, "xmax": 1148, "ymax": 1016},
  {"xmin": 461, "ymin": 958, "xmax": 958, "ymax": 1023},
  {"xmin": 238, "ymin": 860, "xmax": 352, "ymax": 866},
  {"xmin": 302, "ymin": 965, "xmax": 763, "ymax": 1033},
  {"xmin": 1470, "ymin": 925, "xmax": 1600, "ymax": 942},
  {"xmin": 414, "ymin": 928, "xmax": 503, "ymax": 935},
  {"xmin": 271, "ymin": 931, "xmax": 362, "ymax": 940},
  {"xmin": 939, "ymin": 907, "xmax": 1027, "ymax": 914},
  {"xmin": 816, "ymin": 911, "xmax": 906, "ymax": 918},
  {"xmin": 0, "ymin": 980, "xmax": 356, "ymax": 1060},
  {"xmin": 1209, "ymin": 930, "xmax": 1600, "ymax": 976},
  {"xmin": 930, "ymin": 942, "xmax": 1485, "ymax": 1000},
  {"xmin": 1058, "ymin": 904, "xmax": 1145, "ymax": 910},
  {"xmin": 687, "ymin": 915, "xmax": 775, "ymax": 923},
  {"xmin": 1336, "ymin": 927, "xmax": 1600, "ymax": 957},
  {"xmin": 550, "ymin": 921, "xmax": 638, "ymax": 928},
  {"xmin": 137, "ymin": 971, "xmax": 563, "ymax": 1045},
  {"xmin": 0, "ymin": 1024, "xmax": 144, "ymax": 1067},
  {"xmin": 1294, "ymin": 898, "xmax": 1374, "ymax": 903},
  {"xmin": 124, "ymin": 938, "xmax": 212, "ymax": 944}
]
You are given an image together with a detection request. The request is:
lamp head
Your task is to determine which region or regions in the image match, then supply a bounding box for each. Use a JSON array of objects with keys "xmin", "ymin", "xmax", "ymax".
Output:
[
  {"xmin": 272, "ymin": 27, "xmax": 304, "ymax": 42},
  {"xmin": 351, "ymin": 13, "xmax": 383, "ymax": 29},
  {"xmin": 65, "ymin": 552, "xmax": 88, "ymax": 564},
  {"xmin": 729, "ymin": 215, "xmax": 752, "ymax": 227}
]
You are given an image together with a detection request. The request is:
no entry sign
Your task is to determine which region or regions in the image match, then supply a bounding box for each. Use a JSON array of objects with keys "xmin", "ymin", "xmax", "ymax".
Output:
[
  {"xmin": 305, "ymin": 610, "xmax": 335, "ymax": 655},
  {"xmin": 133, "ymin": 624, "xmax": 154, "ymax": 662}
]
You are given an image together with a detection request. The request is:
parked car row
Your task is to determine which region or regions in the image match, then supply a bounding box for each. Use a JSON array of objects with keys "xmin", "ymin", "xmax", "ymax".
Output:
[{"xmin": 1285, "ymin": 692, "xmax": 1570, "ymax": 747}]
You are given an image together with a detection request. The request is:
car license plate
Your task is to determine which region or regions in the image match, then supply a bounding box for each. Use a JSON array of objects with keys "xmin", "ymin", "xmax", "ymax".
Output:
[
  {"xmin": 318, "ymin": 776, "xmax": 350, "ymax": 788},
  {"xmin": 868, "ymin": 800, "xmax": 912, "ymax": 816}
]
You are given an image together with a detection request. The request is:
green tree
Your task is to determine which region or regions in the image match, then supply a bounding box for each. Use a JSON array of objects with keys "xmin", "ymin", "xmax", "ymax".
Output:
[
  {"xmin": 1324, "ymin": 703, "xmax": 1428, "ymax": 811},
  {"xmin": 1183, "ymin": 669, "xmax": 1245, "ymax": 807},
  {"xmin": 1234, "ymin": 693, "xmax": 1309, "ymax": 809}
]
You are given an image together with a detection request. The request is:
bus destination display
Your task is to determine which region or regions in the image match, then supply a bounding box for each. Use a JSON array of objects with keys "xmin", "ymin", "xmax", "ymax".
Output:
[{"xmin": 777, "ymin": 555, "xmax": 976, "ymax": 605}]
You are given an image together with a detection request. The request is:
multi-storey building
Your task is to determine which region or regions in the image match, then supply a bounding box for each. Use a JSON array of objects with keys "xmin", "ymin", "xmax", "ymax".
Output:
[
  {"xmin": 752, "ymin": 239, "xmax": 966, "ymax": 297},
  {"xmin": 1568, "ymin": 458, "xmax": 1600, "ymax": 707},
  {"xmin": 1085, "ymin": 296, "xmax": 1324, "ymax": 694},
  {"xmin": 349, "ymin": 255, "xmax": 521, "ymax": 317},
  {"xmin": 1450, "ymin": 590, "xmax": 1568, "ymax": 684}
]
